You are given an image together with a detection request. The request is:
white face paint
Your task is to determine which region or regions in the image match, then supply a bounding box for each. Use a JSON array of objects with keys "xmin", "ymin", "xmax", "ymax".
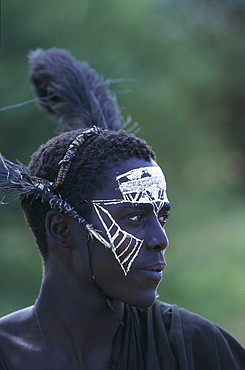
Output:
[
  {"xmin": 92, "ymin": 166, "xmax": 169, "ymax": 275},
  {"xmin": 116, "ymin": 166, "xmax": 168, "ymax": 215},
  {"xmin": 93, "ymin": 203, "xmax": 144, "ymax": 275}
]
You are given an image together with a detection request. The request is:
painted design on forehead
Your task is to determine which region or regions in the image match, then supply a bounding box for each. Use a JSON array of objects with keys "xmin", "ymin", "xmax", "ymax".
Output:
[
  {"xmin": 92, "ymin": 166, "xmax": 168, "ymax": 206},
  {"xmin": 92, "ymin": 166, "xmax": 168, "ymax": 275},
  {"xmin": 93, "ymin": 166, "xmax": 168, "ymax": 214},
  {"xmin": 93, "ymin": 204, "xmax": 144, "ymax": 275},
  {"xmin": 116, "ymin": 166, "xmax": 168, "ymax": 214}
]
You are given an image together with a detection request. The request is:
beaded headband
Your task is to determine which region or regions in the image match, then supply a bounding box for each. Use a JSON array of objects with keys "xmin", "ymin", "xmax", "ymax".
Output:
[{"xmin": 54, "ymin": 126, "xmax": 102, "ymax": 189}]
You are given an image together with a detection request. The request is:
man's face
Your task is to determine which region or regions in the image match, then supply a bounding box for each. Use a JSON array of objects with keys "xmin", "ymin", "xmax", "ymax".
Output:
[
  {"xmin": 91, "ymin": 164, "xmax": 169, "ymax": 275},
  {"xmin": 87, "ymin": 158, "xmax": 170, "ymax": 308}
]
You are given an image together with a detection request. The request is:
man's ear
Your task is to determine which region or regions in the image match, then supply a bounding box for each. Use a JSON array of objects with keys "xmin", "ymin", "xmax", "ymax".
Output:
[{"xmin": 45, "ymin": 210, "xmax": 73, "ymax": 249}]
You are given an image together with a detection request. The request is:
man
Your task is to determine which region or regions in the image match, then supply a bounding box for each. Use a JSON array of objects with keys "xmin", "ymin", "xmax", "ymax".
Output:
[{"xmin": 0, "ymin": 48, "xmax": 244, "ymax": 369}]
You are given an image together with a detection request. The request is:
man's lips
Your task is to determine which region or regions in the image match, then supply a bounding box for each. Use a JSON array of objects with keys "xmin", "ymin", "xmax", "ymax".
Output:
[
  {"xmin": 140, "ymin": 263, "xmax": 166, "ymax": 272},
  {"xmin": 138, "ymin": 263, "xmax": 166, "ymax": 280}
]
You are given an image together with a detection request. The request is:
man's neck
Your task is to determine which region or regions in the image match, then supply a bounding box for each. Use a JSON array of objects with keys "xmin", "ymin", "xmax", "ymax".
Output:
[{"xmin": 35, "ymin": 268, "xmax": 124, "ymax": 347}]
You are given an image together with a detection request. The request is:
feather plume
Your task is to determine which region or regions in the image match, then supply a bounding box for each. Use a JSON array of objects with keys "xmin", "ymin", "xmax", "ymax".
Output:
[
  {"xmin": 0, "ymin": 154, "xmax": 115, "ymax": 242},
  {"xmin": 28, "ymin": 48, "xmax": 122, "ymax": 131},
  {"xmin": 0, "ymin": 154, "xmax": 109, "ymax": 235},
  {"xmin": 0, "ymin": 154, "xmax": 37, "ymax": 198}
]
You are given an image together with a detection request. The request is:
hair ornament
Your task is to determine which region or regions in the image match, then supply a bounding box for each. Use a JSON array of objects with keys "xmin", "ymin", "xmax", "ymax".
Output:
[
  {"xmin": 0, "ymin": 48, "xmax": 124, "ymax": 248},
  {"xmin": 0, "ymin": 153, "xmax": 111, "ymax": 247},
  {"xmin": 29, "ymin": 48, "xmax": 122, "ymax": 132},
  {"xmin": 54, "ymin": 125, "xmax": 103, "ymax": 189},
  {"xmin": 0, "ymin": 153, "xmax": 49, "ymax": 202},
  {"xmin": 0, "ymin": 152, "xmax": 86, "ymax": 226},
  {"xmin": 0, "ymin": 48, "xmax": 143, "ymax": 258},
  {"xmin": 0, "ymin": 95, "xmax": 55, "ymax": 113}
]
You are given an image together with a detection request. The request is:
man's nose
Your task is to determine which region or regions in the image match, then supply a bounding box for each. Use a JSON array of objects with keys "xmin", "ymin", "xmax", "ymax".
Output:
[{"xmin": 145, "ymin": 218, "xmax": 169, "ymax": 252}]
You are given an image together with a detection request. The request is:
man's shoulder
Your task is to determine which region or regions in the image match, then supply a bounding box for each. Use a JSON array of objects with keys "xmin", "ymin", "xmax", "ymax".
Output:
[
  {"xmin": 0, "ymin": 306, "xmax": 36, "ymax": 353},
  {"xmin": 152, "ymin": 300, "xmax": 245, "ymax": 367},
  {"xmin": 0, "ymin": 306, "xmax": 43, "ymax": 369},
  {"xmin": 153, "ymin": 300, "xmax": 233, "ymax": 338},
  {"xmin": 0, "ymin": 306, "xmax": 34, "ymax": 336},
  {"xmin": 154, "ymin": 300, "xmax": 219, "ymax": 330}
]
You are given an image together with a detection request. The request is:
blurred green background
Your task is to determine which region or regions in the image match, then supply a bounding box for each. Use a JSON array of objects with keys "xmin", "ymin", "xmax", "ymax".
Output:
[{"xmin": 0, "ymin": 0, "xmax": 244, "ymax": 345}]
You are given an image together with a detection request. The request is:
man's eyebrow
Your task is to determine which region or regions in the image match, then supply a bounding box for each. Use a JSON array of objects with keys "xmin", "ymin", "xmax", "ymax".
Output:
[
  {"xmin": 89, "ymin": 199, "xmax": 171, "ymax": 211},
  {"xmin": 113, "ymin": 201, "xmax": 171, "ymax": 211}
]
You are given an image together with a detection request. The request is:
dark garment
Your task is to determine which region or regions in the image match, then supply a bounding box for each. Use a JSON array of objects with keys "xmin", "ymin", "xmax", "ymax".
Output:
[
  {"xmin": 108, "ymin": 301, "xmax": 245, "ymax": 370},
  {"xmin": 0, "ymin": 301, "xmax": 244, "ymax": 369},
  {"xmin": 0, "ymin": 349, "xmax": 14, "ymax": 370}
]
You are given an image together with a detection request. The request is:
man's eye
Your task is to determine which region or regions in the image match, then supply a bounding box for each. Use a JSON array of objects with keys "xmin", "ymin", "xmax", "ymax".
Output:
[
  {"xmin": 128, "ymin": 214, "xmax": 143, "ymax": 222},
  {"xmin": 158, "ymin": 214, "xmax": 169, "ymax": 226}
]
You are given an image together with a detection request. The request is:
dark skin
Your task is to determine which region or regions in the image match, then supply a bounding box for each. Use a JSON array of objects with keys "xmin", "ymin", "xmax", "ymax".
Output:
[{"xmin": 0, "ymin": 158, "xmax": 170, "ymax": 369}]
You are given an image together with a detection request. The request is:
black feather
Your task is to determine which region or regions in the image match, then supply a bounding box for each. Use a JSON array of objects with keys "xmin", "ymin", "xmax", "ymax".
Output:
[
  {"xmin": 0, "ymin": 154, "xmax": 35, "ymax": 195},
  {"xmin": 0, "ymin": 154, "xmax": 43, "ymax": 200},
  {"xmin": 28, "ymin": 48, "xmax": 122, "ymax": 131}
]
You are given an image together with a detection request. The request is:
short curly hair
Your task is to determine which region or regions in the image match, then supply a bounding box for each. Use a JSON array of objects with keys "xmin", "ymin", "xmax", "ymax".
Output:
[{"xmin": 21, "ymin": 129, "xmax": 155, "ymax": 260}]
